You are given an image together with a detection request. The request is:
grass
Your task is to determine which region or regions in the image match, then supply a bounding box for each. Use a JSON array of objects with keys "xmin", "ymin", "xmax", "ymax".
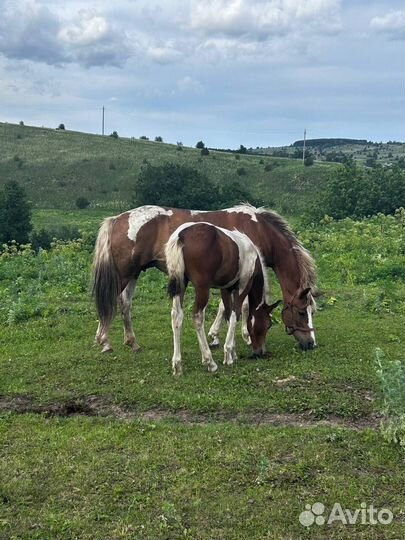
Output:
[
  {"xmin": 1, "ymin": 178, "xmax": 405, "ymax": 537},
  {"xmin": 1, "ymin": 415, "xmax": 404, "ymax": 540},
  {"xmin": 0, "ymin": 122, "xmax": 334, "ymax": 215}
]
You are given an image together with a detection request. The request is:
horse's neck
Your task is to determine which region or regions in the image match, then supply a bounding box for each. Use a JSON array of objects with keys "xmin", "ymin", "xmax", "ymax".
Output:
[{"xmin": 269, "ymin": 240, "xmax": 301, "ymax": 302}]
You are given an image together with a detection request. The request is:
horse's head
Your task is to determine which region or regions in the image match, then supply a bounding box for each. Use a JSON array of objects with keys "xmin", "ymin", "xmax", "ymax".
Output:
[
  {"xmin": 282, "ymin": 287, "xmax": 317, "ymax": 350},
  {"xmin": 248, "ymin": 300, "xmax": 281, "ymax": 357}
]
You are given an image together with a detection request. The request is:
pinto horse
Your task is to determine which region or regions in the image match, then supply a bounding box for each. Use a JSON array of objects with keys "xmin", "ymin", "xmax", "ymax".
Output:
[
  {"xmin": 165, "ymin": 222, "xmax": 279, "ymax": 375},
  {"xmin": 93, "ymin": 204, "xmax": 317, "ymax": 353}
]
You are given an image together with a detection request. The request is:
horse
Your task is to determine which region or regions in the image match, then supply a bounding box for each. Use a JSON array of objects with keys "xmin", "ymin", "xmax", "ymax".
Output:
[
  {"xmin": 165, "ymin": 222, "xmax": 280, "ymax": 375},
  {"xmin": 93, "ymin": 204, "xmax": 317, "ymax": 354}
]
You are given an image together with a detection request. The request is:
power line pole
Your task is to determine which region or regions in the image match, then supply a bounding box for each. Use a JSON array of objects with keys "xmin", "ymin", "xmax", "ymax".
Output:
[
  {"xmin": 302, "ymin": 128, "xmax": 306, "ymax": 164},
  {"xmin": 102, "ymin": 106, "xmax": 105, "ymax": 136}
]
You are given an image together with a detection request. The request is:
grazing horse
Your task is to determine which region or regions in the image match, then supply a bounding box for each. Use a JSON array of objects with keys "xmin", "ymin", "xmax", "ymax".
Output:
[
  {"xmin": 93, "ymin": 204, "xmax": 317, "ymax": 353},
  {"xmin": 165, "ymin": 222, "xmax": 279, "ymax": 375}
]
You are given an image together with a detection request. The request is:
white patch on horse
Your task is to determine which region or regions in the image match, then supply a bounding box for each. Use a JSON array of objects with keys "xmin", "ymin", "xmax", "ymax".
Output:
[
  {"xmin": 189, "ymin": 209, "xmax": 209, "ymax": 215},
  {"xmin": 224, "ymin": 205, "xmax": 258, "ymax": 222},
  {"xmin": 128, "ymin": 206, "xmax": 173, "ymax": 242},
  {"xmin": 307, "ymin": 305, "xmax": 316, "ymax": 345}
]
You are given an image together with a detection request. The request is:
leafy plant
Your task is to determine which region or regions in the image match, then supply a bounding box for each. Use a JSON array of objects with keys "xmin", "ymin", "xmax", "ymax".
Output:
[{"xmin": 375, "ymin": 348, "xmax": 405, "ymax": 447}]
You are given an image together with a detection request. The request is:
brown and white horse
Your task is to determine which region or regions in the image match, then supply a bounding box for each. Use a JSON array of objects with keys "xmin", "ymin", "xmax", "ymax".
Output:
[
  {"xmin": 165, "ymin": 222, "xmax": 279, "ymax": 375},
  {"xmin": 93, "ymin": 204, "xmax": 317, "ymax": 353}
]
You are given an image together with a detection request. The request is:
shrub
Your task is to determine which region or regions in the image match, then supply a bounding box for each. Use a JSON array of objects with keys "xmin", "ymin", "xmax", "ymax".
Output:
[
  {"xmin": 76, "ymin": 196, "xmax": 90, "ymax": 209},
  {"xmin": 308, "ymin": 161, "xmax": 405, "ymax": 221},
  {"xmin": 110, "ymin": 131, "xmax": 118, "ymax": 139},
  {"xmin": 0, "ymin": 180, "xmax": 32, "ymax": 244},
  {"xmin": 57, "ymin": 123, "xmax": 65, "ymax": 130},
  {"xmin": 236, "ymin": 167, "xmax": 246, "ymax": 176},
  {"xmin": 375, "ymin": 348, "xmax": 405, "ymax": 447},
  {"xmin": 134, "ymin": 162, "xmax": 255, "ymax": 210},
  {"xmin": 196, "ymin": 141, "xmax": 205, "ymax": 149},
  {"xmin": 201, "ymin": 147, "xmax": 210, "ymax": 156},
  {"xmin": 140, "ymin": 136, "xmax": 149, "ymax": 140},
  {"xmin": 31, "ymin": 226, "xmax": 81, "ymax": 251},
  {"xmin": 155, "ymin": 136, "xmax": 163, "ymax": 142}
]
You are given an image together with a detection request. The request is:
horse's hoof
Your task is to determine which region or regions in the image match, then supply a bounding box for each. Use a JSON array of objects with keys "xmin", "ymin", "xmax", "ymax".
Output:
[
  {"xmin": 102, "ymin": 345, "xmax": 113, "ymax": 353},
  {"xmin": 125, "ymin": 342, "xmax": 142, "ymax": 353},
  {"xmin": 172, "ymin": 364, "xmax": 183, "ymax": 377},
  {"xmin": 209, "ymin": 340, "xmax": 220, "ymax": 349},
  {"xmin": 208, "ymin": 362, "xmax": 218, "ymax": 373}
]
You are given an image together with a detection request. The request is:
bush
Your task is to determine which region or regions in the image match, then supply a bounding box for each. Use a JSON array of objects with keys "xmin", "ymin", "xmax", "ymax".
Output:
[
  {"xmin": 140, "ymin": 136, "xmax": 149, "ymax": 140},
  {"xmin": 0, "ymin": 180, "xmax": 32, "ymax": 244},
  {"xmin": 109, "ymin": 131, "xmax": 118, "ymax": 139},
  {"xmin": 196, "ymin": 141, "xmax": 205, "ymax": 149},
  {"xmin": 375, "ymin": 348, "xmax": 405, "ymax": 447},
  {"xmin": 155, "ymin": 136, "xmax": 163, "ymax": 142},
  {"xmin": 31, "ymin": 226, "xmax": 81, "ymax": 251},
  {"xmin": 304, "ymin": 155, "xmax": 314, "ymax": 166},
  {"xmin": 134, "ymin": 162, "xmax": 255, "ymax": 210},
  {"xmin": 201, "ymin": 147, "xmax": 210, "ymax": 156},
  {"xmin": 236, "ymin": 167, "xmax": 246, "ymax": 176},
  {"xmin": 76, "ymin": 196, "xmax": 90, "ymax": 209},
  {"xmin": 308, "ymin": 161, "xmax": 405, "ymax": 221},
  {"xmin": 57, "ymin": 123, "xmax": 65, "ymax": 130}
]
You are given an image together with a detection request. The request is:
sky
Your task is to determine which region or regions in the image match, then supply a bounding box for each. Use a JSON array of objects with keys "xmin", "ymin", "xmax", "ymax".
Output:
[{"xmin": 0, "ymin": 0, "xmax": 404, "ymax": 148}]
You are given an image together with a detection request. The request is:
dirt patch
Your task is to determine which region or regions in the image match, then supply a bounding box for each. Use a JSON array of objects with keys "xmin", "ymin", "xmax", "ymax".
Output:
[{"xmin": 0, "ymin": 394, "xmax": 382, "ymax": 430}]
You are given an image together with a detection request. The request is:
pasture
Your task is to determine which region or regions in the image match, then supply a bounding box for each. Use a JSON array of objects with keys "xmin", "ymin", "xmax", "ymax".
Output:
[{"xmin": 1, "ymin": 211, "xmax": 405, "ymax": 539}]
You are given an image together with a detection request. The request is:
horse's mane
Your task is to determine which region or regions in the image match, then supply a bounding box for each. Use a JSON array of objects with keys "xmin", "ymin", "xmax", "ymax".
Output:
[{"xmin": 242, "ymin": 203, "xmax": 317, "ymax": 291}]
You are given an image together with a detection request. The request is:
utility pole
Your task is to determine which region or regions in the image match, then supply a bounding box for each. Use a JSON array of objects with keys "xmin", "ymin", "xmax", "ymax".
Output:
[
  {"xmin": 302, "ymin": 128, "xmax": 306, "ymax": 164},
  {"xmin": 102, "ymin": 106, "xmax": 105, "ymax": 136}
]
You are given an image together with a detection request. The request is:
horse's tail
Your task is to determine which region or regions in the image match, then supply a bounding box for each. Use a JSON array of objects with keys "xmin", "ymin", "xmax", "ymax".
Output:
[
  {"xmin": 165, "ymin": 232, "xmax": 185, "ymax": 298},
  {"xmin": 92, "ymin": 217, "xmax": 120, "ymax": 327}
]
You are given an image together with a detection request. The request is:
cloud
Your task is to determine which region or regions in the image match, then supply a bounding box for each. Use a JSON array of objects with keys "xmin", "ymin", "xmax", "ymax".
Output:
[
  {"xmin": 370, "ymin": 10, "xmax": 405, "ymax": 40},
  {"xmin": 189, "ymin": 0, "xmax": 342, "ymax": 39},
  {"xmin": 0, "ymin": 0, "xmax": 63, "ymax": 64},
  {"xmin": 145, "ymin": 45, "xmax": 184, "ymax": 65},
  {"xmin": 0, "ymin": 1, "xmax": 130, "ymax": 67}
]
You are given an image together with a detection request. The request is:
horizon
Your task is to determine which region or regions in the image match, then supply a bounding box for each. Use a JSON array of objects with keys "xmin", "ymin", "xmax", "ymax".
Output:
[{"xmin": 2, "ymin": 120, "xmax": 403, "ymax": 149}]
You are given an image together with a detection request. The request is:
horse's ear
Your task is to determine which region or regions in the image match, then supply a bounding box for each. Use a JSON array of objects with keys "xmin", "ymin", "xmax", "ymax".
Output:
[
  {"xmin": 299, "ymin": 287, "xmax": 311, "ymax": 299},
  {"xmin": 312, "ymin": 289, "xmax": 324, "ymax": 298},
  {"xmin": 266, "ymin": 299, "xmax": 282, "ymax": 312}
]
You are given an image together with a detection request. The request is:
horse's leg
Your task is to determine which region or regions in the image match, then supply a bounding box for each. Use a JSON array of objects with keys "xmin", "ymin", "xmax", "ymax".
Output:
[
  {"xmin": 118, "ymin": 279, "xmax": 141, "ymax": 353},
  {"xmin": 208, "ymin": 300, "xmax": 225, "ymax": 348},
  {"xmin": 171, "ymin": 294, "xmax": 184, "ymax": 376},
  {"xmin": 241, "ymin": 297, "xmax": 251, "ymax": 345},
  {"xmin": 95, "ymin": 320, "xmax": 114, "ymax": 353},
  {"xmin": 223, "ymin": 291, "xmax": 241, "ymax": 365},
  {"xmin": 193, "ymin": 287, "xmax": 218, "ymax": 373}
]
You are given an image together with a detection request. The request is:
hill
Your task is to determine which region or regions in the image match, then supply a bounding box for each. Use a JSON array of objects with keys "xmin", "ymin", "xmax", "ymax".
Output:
[
  {"xmin": 0, "ymin": 122, "xmax": 335, "ymax": 215},
  {"xmin": 254, "ymin": 138, "xmax": 405, "ymax": 167}
]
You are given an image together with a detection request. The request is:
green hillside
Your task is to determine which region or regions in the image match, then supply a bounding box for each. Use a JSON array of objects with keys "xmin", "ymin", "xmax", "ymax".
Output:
[
  {"xmin": 255, "ymin": 138, "xmax": 405, "ymax": 167},
  {"xmin": 0, "ymin": 122, "xmax": 335, "ymax": 215}
]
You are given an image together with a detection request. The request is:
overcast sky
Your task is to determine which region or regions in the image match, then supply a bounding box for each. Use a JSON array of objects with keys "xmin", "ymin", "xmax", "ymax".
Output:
[{"xmin": 1, "ymin": 0, "xmax": 404, "ymax": 147}]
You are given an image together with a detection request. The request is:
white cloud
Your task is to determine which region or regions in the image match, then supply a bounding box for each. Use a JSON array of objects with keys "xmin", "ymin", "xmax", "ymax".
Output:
[
  {"xmin": 0, "ymin": 1, "xmax": 130, "ymax": 67},
  {"xmin": 145, "ymin": 45, "xmax": 184, "ymax": 64},
  {"xmin": 370, "ymin": 10, "xmax": 405, "ymax": 40},
  {"xmin": 189, "ymin": 0, "xmax": 342, "ymax": 39}
]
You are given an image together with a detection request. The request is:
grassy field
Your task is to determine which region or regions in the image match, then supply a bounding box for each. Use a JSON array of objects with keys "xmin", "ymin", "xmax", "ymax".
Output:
[
  {"xmin": 1, "ymin": 211, "xmax": 405, "ymax": 539},
  {"xmin": 0, "ymin": 122, "xmax": 335, "ymax": 215}
]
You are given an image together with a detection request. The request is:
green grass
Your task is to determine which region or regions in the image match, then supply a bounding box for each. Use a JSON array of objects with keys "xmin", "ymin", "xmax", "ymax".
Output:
[
  {"xmin": 1, "ymin": 211, "xmax": 405, "ymax": 538},
  {"xmin": 1, "ymin": 415, "xmax": 404, "ymax": 540},
  {"xmin": 0, "ymin": 122, "xmax": 334, "ymax": 214}
]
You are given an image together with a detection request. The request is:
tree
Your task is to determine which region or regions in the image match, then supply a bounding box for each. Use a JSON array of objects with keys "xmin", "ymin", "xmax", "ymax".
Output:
[
  {"xmin": 57, "ymin": 123, "xmax": 65, "ymax": 130},
  {"xmin": 237, "ymin": 144, "xmax": 247, "ymax": 154},
  {"xmin": 134, "ymin": 162, "xmax": 255, "ymax": 210},
  {"xmin": 0, "ymin": 180, "xmax": 32, "ymax": 244},
  {"xmin": 76, "ymin": 196, "xmax": 90, "ymax": 209},
  {"xmin": 110, "ymin": 131, "xmax": 118, "ymax": 138},
  {"xmin": 307, "ymin": 161, "xmax": 405, "ymax": 221},
  {"xmin": 155, "ymin": 136, "xmax": 163, "ymax": 142},
  {"xmin": 196, "ymin": 141, "xmax": 205, "ymax": 149}
]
